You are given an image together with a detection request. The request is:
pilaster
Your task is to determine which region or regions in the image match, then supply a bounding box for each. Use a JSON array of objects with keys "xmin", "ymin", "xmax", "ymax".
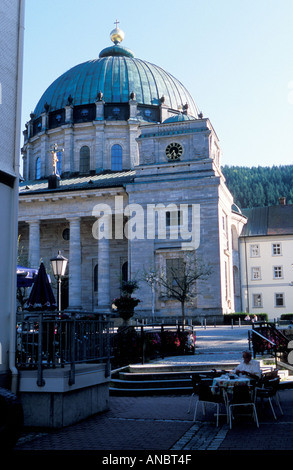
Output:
[
  {"xmin": 67, "ymin": 217, "xmax": 82, "ymax": 310},
  {"xmin": 97, "ymin": 215, "xmax": 111, "ymax": 312},
  {"xmin": 64, "ymin": 127, "xmax": 74, "ymax": 174},
  {"xmin": 27, "ymin": 220, "xmax": 40, "ymax": 269}
]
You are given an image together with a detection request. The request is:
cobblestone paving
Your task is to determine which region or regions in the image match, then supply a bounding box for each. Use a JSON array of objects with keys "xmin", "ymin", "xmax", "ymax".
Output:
[{"xmin": 171, "ymin": 423, "xmax": 229, "ymax": 450}]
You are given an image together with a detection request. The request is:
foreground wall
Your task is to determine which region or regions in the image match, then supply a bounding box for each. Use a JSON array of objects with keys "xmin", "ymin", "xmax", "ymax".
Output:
[
  {"xmin": 0, "ymin": 0, "xmax": 25, "ymax": 389},
  {"xmin": 18, "ymin": 363, "xmax": 110, "ymax": 428}
]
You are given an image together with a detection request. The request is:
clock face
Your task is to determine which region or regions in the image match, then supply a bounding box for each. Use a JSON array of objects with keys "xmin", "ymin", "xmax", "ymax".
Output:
[{"xmin": 166, "ymin": 142, "xmax": 183, "ymax": 161}]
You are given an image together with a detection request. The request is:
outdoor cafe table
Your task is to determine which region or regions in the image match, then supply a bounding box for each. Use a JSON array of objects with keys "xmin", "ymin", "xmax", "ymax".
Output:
[{"xmin": 211, "ymin": 374, "xmax": 252, "ymax": 400}]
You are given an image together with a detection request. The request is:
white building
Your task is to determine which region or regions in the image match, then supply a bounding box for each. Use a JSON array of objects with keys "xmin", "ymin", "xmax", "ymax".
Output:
[
  {"xmin": 0, "ymin": 0, "xmax": 25, "ymax": 390},
  {"xmin": 239, "ymin": 201, "xmax": 293, "ymax": 320},
  {"xmin": 18, "ymin": 25, "xmax": 246, "ymax": 322}
]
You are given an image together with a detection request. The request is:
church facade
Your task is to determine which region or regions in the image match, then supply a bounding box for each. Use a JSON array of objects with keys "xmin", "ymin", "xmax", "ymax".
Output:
[{"xmin": 18, "ymin": 25, "xmax": 246, "ymax": 322}]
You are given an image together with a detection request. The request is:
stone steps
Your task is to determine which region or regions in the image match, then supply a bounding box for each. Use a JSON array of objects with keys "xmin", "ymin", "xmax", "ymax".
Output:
[
  {"xmin": 109, "ymin": 360, "xmax": 293, "ymax": 396},
  {"xmin": 110, "ymin": 362, "xmax": 238, "ymax": 396}
]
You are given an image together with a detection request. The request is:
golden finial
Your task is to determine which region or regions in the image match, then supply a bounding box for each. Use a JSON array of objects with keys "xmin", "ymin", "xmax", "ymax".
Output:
[{"xmin": 110, "ymin": 19, "xmax": 125, "ymax": 45}]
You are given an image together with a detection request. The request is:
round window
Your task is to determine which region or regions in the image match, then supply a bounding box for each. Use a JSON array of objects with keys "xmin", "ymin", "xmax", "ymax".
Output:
[{"xmin": 62, "ymin": 228, "xmax": 70, "ymax": 241}]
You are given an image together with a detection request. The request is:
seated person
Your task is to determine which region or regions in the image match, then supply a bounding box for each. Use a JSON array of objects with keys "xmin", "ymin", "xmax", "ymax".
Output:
[{"xmin": 231, "ymin": 350, "xmax": 261, "ymax": 380}]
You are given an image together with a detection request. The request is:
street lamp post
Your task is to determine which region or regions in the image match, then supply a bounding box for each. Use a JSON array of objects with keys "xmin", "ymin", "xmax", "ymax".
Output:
[{"xmin": 50, "ymin": 250, "xmax": 68, "ymax": 312}]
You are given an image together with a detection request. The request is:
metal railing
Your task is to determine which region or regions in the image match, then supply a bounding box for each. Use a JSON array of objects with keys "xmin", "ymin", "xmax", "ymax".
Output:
[
  {"xmin": 16, "ymin": 311, "xmax": 114, "ymax": 387},
  {"xmin": 249, "ymin": 321, "xmax": 289, "ymax": 365},
  {"xmin": 112, "ymin": 322, "xmax": 196, "ymax": 368}
]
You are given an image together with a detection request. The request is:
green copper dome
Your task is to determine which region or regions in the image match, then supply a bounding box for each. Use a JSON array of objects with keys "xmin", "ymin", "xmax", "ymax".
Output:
[{"xmin": 33, "ymin": 34, "xmax": 199, "ymax": 120}]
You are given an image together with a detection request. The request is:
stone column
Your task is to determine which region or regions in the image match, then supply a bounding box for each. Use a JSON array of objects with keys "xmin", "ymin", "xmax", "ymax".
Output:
[
  {"xmin": 128, "ymin": 123, "xmax": 139, "ymax": 167},
  {"xmin": 159, "ymin": 98, "xmax": 169, "ymax": 122},
  {"xmin": 40, "ymin": 133, "xmax": 49, "ymax": 177},
  {"xmin": 95, "ymin": 99, "xmax": 104, "ymax": 121},
  {"xmin": 67, "ymin": 217, "xmax": 82, "ymax": 310},
  {"xmin": 94, "ymin": 122, "xmax": 105, "ymax": 172},
  {"xmin": 64, "ymin": 127, "xmax": 74, "ymax": 174},
  {"xmin": 97, "ymin": 215, "xmax": 111, "ymax": 312},
  {"xmin": 26, "ymin": 143, "xmax": 31, "ymax": 181},
  {"xmin": 27, "ymin": 220, "xmax": 40, "ymax": 269},
  {"xmin": 65, "ymin": 104, "xmax": 73, "ymax": 124},
  {"xmin": 41, "ymin": 111, "xmax": 47, "ymax": 131},
  {"xmin": 129, "ymin": 97, "xmax": 138, "ymax": 120}
]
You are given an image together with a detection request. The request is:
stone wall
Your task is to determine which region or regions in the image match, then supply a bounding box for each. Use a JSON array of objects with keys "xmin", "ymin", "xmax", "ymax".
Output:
[{"xmin": 19, "ymin": 364, "xmax": 110, "ymax": 428}]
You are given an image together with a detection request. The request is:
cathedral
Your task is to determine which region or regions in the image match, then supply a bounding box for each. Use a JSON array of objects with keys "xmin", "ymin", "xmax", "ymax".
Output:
[{"xmin": 18, "ymin": 24, "xmax": 246, "ymax": 322}]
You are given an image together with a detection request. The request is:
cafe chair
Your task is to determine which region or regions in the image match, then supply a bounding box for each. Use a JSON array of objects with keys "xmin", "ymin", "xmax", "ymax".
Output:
[
  {"xmin": 188, "ymin": 375, "xmax": 201, "ymax": 414},
  {"xmin": 192, "ymin": 382, "xmax": 226, "ymax": 426},
  {"xmin": 228, "ymin": 385, "xmax": 259, "ymax": 429},
  {"xmin": 188, "ymin": 374, "xmax": 212, "ymax": 413},
  {"xmin": 254, "ymin": 377, "xmax": 283, "ymax": 419}
]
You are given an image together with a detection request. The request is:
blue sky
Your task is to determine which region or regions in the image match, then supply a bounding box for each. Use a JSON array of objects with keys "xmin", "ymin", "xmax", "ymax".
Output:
[{"xmin": 21, "ymin": 0, "xmax": 293, "ymax": 168}]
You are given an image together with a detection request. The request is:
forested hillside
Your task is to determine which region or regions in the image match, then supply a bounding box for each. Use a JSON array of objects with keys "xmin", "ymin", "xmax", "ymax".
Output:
[{"xmin": 221, "ymin": 165, "xmax": 293, "ymax": 209}]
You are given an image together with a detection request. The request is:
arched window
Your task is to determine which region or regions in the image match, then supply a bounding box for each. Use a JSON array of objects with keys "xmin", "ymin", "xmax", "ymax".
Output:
[
  {"xmin": 231, "ymin": 225, "xmax": 238, "ymax": 251},
  {"xmin": 56, "ymin": 151, "xmax": 62, "ymax": 176},
  {"xmin": 94, "ymin": 264, "xmax": 98, "ymax": 292},
  {"xmin": 233, "ymin": 266, "xmax": 240, "ymax": 296},
  {"xmin": 80, "ymin": 145, "xmax": 90, "ymax": 173},
  {"xmin": 122, "ymin": 261, "xmax": 128, "ymax": 283},
  {"xmin": 111, "ymin": 144, "xmax": 123, "ymax": 171},
  {"xmin": 35, "ymin": 157, "xmax": 41, "ymax": 179}
]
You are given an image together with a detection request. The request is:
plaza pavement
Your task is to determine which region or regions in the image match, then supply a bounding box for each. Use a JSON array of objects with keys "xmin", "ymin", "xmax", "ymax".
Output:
[{"xmin": 13, "ymin": 325, "xmax": 293, "ymax": 455}]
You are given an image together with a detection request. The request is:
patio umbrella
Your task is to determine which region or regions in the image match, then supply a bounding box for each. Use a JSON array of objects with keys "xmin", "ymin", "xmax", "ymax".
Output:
[
  {"xmin": 17, "ymin": 265, "xmax": 38, "ymax": 288},
  {"xmin": 25, "ymin": 261, "xmax": 57, "ymax": 311}
]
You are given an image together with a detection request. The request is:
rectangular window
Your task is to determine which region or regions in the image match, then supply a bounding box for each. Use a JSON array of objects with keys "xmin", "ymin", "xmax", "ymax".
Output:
[
  {"xmin": 166, "ymin": 210, "xmax": 183, "ymax": 227},
  {"xmin": 111, "ymin": 144, "xmax": 123, "ymax": 171},
  {"xmin": 35, "ymin": 157, "xmax": 41, "ymax": 179},
  {"xmin": 80, "ymin": 146, "xmax": 90, "ymax": 173},
  {"xmin": 166, "ymin": 258, "xmax": 184, "ymax": 293},
  {"xmin": 272, "ymin": 243, "xmax": 282, "ymax": 256},
  {"xmin": 253, "ymin": 293, "xmax": 263, "ymax": 308},
  {"xmin": 275, "ymin": 293, "xmax": 285, "ymax": 307},
  {"xmin": 250, "ymin": 244, "xmax": 260, "ymax": 257},
  {"xmin": 273, "ymin": 266, "xmax": 283, "ymax": 279},
  {"xmin": 222, "ymin": 213, "xmax": 228, "ymax": 234},
  {"xmin": 251, "ymin": 267, "xmax": 261, "ymax": 280}
]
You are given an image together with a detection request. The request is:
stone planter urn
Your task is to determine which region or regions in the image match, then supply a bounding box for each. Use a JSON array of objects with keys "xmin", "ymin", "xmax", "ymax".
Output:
[{"xmin": 113, "ymin": 280, "xmax": 140, "ymax": 327}]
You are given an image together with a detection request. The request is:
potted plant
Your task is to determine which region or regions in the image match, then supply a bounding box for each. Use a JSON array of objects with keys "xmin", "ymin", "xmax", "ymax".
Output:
[{"xmin": 112, "ymin": 280, "xmax": 140, "ymax": 325}]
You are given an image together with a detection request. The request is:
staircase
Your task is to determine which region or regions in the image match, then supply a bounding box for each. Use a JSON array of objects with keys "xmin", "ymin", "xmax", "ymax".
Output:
[
  {"xmin": 110, "ymin": 323, "xmax": 293, "ymax": 396},
  {"xmin": 110, "ymin": 362, "xmax": 238, "ymax": 396}
]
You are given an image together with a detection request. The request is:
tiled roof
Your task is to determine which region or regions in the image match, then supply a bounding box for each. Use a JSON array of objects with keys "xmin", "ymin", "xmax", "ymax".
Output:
[
  {"xmin": 241, "ymin": 204, "xmax": 293, "ymax": 236},
  {"xmin": 19, "ymin": 170, "xmax": 136, "ymax": 195}
]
